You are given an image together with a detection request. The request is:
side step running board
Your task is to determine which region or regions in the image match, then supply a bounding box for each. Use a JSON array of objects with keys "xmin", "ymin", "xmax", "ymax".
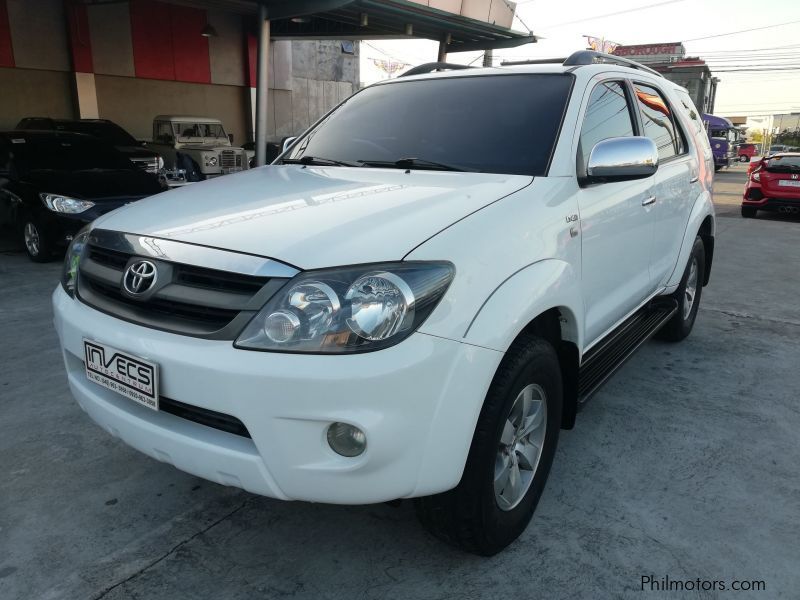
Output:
[{"xmin": 578, "ymin": 298, "xmax": 678, "ymax": 404}]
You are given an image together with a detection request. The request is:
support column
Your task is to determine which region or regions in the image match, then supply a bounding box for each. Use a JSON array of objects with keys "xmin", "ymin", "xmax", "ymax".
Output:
[
  {"xmin": 437, "ymin": 34, "xmax": 449, "ymax": 62},
  {"xmin": 65, "ymin": 0, "xmax": 99, "ymax": 118},
  {"xmin": 254, "ymin": 4, "xmax": 270, "ymax": 166},
  {"xmin": 483, "ymin": 49, "xmax": 493, "ymax": 67}
]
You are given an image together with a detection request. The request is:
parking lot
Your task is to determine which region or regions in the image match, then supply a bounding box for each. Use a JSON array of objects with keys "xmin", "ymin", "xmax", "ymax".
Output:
[{"xmin": 1, "ymin": 165, "xmax": 798, "ymax": 599}]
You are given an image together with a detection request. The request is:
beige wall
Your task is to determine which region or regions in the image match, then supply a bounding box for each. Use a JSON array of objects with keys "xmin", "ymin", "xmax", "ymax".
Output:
[
  {"xmin": 0, "ymin": 67, "xmax": 75, "ymax": 129},
  {"xmin": 88, "ymin": 2, "xmax": 135, "ymax": 77},
  {"xmin": 94, "ymin": 75, "xmax": 248, "ymax": 144},
  {"xmin": 6, "ymin": 0, "xmax": 70, "ymax": 71}
]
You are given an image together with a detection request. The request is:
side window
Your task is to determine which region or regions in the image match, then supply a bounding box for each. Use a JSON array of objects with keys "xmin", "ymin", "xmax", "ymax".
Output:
[
  {"xmin": 675, "ymin": 90, "xmax": 703, "ymax": 137},
  {"xmin": 633, "ymin": 83, "xmax": 685, "ymax": 160},
  {"xmin": 154, "ymin": 121, "xmax": 173, "ymax": 144},
  {"xmin": 579, "ymin": 80, "xmax": 635, "ymax": 171}
]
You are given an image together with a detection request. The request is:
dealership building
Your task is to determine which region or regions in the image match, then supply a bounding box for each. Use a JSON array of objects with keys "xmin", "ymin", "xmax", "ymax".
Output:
[
  {"xmin": 613, "ymin": 42, "xmax": 719, "ymax": 114},
  {"xmin": 0, "ymin": 0, "xmax": 531, "ymax": 156}
]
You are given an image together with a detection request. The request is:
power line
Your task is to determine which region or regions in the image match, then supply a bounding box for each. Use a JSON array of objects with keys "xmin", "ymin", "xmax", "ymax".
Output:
[
  {"xmin": 538, "ymin": 0, "xmax": 685, "ymax": 29},
  {"xmin": 683, "ymin": 19, "xmax": 800, "ymax": 42}
]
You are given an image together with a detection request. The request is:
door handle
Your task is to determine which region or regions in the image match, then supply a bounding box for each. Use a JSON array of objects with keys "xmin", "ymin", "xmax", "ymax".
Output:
[
  {"xmin": 689, "ymin": 175, "xmax": 699, "ymax": 183},
  {"xmin": 642, "ymin": 196, "xmax": 656, "ymax": 206}
]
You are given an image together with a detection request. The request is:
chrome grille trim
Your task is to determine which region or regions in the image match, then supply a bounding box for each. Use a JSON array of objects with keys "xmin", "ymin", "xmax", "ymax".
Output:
[{"xmin": 87, "ymin": 229, "xmax": 300, "ymax": 278}]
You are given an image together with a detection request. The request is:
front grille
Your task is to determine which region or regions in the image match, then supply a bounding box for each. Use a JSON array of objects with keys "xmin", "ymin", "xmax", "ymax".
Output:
[
  {"xmin": 84, "ymin": 277, "xmax": 239, "ymax": 330},
  {"xmin": 77, "ymin": 241, "xmax": 289, "ymax": 339},
  {"xmin": 131, "ymin": 157, "xmax": 160, "ymax": 174},
  {"xmin": 220, "ymin": 150, "xmax": 242, "ymax": 169},
  {"xmin": 160, "ymin": 397, "xmax": 251, "ymax": 438}
]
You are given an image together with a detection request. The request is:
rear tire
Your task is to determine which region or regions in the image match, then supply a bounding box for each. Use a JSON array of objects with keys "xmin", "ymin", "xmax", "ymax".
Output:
[
  {"xmin": 739, "ymin": 155, "xmax": 749, "ymax": 163},
  {"xmin": 657, "ymin": 236, "xmax": 705, "ymax": 342},
  {"xmin": 741, "ymin": 206, "xmax": 757, "ymax": 218},
  {"xmin": 21, "ymin": 215, "xmax": 55, "ymax": 263},
  {"xmin": 414, "ymin": 334, "xmax": 562, "ymax": 556}
]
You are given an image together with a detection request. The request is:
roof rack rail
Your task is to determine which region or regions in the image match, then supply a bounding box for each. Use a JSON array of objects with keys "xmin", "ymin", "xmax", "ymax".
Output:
[
  {"xmin": 500, "ymin": 57, "xmax": 567, "ymax": 66},
  {"xmin": 399, "ymin": 62, "xmax": 472, "ymax": 77},
  {"xmin": 563, "ymin": 50, "xmax": 664, "ymax": 78}
]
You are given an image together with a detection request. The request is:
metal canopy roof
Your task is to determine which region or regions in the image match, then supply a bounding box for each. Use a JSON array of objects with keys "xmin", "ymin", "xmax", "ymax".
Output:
[{"xmin": 151, "ymin": 0, "xmax": 536, "ymax": 52}]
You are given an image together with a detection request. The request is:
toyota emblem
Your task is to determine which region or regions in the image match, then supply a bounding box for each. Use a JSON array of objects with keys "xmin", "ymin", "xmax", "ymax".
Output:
[{"xmin": 123, "ymin": 260, "xmax": 158, "ymax": 295}]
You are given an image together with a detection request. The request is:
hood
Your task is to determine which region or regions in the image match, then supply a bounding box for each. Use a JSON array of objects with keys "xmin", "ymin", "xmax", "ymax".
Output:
[
  {"xmin": 95, "ymin": 165, "xmax": 532, "ymax": 269},
  {"xmin": 23, "ymin": 168, "xmax": 163, "ymax": 201},
  {"xmin": 116, "ymin": 146, "xmax": 161, "ymax": 160},
  {"xmin": 178, "ymin": 143, "xmax": 237, "ymax": 152}
]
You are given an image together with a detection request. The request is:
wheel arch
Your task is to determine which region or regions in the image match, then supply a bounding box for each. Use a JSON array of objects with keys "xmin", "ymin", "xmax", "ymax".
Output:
[{"xmin": 463, "ymin": 259, "xmax": 584, "ymax": 430}]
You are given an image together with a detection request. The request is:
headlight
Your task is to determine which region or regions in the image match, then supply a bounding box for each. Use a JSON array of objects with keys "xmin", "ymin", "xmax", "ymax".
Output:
[
  {"xmin": 61, "ymin": 227, "xmax": 90, "ymax": 297},
  {"xmin": 157, "ymin": 155, "xmax": 165, "ymax": 170},
  {"xmin": 235, "ymin": 262, "xmax": 454, "ymax": 353},
  {"xmin": 205, "ymin": 155, "xmax": 218, "ymax": 167},
  {"xmin": 40, "ymin": 193, "xmax": 94, "ymax": 214}
]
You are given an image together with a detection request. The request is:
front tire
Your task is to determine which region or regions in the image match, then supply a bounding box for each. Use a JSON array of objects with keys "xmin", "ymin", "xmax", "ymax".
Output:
[
  {"xmin": 741, "ymin": 206, "xmax": 757, "ymax": 218},
  {"xmin": 658, "ymin": 236, "xmax": 705, "ymax": 342},
  {"xmin": 21, "ymin": 216, "xmax": 55, "ymax": 263},
  {"xmin": 739, "ymin": 155, "xmax": 749, "ymax": 163},
  {"xmin": 414, "ymin": 334, "xmax": 562, "ymax": 556}
]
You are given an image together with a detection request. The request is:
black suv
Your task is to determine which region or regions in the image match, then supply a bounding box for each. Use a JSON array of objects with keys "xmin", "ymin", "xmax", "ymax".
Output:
[
  {"xmin": 0, "ymin": 131, "xmax": 163, "ymax": 262},
  {"xmin": 16, "ymin": 118, "xmax": 163, "ymax": 175}
]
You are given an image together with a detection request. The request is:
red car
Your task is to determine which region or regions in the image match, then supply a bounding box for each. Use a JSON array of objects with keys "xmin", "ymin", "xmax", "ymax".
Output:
[
  {"xmin": 742, "ymin": 152, "xmax": 800, "ymax": 217},
  {"xmin": 737, "ymin": 143, "xmax": 759, "ymax": 162}
]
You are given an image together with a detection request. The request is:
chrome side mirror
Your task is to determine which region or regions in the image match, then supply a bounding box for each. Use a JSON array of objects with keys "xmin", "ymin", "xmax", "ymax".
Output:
[
  {"xmin": 586, "ymin": 137, "xmax": 658, "ymax": 182},
  {"xmin": 282, "ymin": 136, "xmax": 297, "ymax": 153}
]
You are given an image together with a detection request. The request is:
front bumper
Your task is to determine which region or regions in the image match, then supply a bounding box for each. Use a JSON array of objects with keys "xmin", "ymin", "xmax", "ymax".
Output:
[{"xmin": 53, "ymin": 287, "xmax": 502, "ymax": 504}]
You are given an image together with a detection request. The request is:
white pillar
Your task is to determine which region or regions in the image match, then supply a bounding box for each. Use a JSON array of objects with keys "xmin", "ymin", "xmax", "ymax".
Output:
[{"xmin": 255, "ymin": 5, "xmax": 270, "ymax": 166}]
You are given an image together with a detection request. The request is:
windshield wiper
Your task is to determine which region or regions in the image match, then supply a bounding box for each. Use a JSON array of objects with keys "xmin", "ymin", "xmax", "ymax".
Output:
[
  {"xmin": 282, "ymin": 156, "xmax": 361, "ymax": 167},
  {"xmin": 359, "ymin": 157, "xmax": 467, "ymax": 172}
]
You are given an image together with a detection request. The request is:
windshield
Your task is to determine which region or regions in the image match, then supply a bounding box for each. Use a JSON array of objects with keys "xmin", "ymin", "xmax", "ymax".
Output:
[
  {"xmin": 175, "ymin": 122, "xmax": 226, "ymax": 140},
  {"xmin": 283, "ymin": 74, "xmax": 574, "ymax": 176},
  {"xmin": 57, "ymin": 122, "xmax": 138, "ymax": 146},
  {"xmin": 766, "ymin": 155, "xmax": 800, "ymax": 171},
  {"xmin": 9, "ymin": 135, "xmax": 134, "ymax": 173}
]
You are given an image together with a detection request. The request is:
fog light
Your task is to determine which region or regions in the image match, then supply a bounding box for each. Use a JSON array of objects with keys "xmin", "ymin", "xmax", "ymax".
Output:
[{"xmin": 327, "ymin": 422, "xmax": 366, "ymax": 457}]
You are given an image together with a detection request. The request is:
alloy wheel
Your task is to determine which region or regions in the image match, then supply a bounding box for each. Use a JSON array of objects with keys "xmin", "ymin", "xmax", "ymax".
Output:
[
  {"xmin": 494, "ymin": 383, "xmax": 547, "ymax": 511},
  {"xmin": 24, "ymin": 222, "xmax": 40, "ymax": 257},
  {"xmin": 683, "ymin": 257, "xmax": 699, "ymax": 320}
]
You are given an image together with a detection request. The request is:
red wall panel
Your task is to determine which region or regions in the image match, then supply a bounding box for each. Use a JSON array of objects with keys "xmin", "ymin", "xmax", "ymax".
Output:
[
  {"xmin": 169, "ymin": 4, "xmax": 210, "ymax": 84},
  {"xmin": 65, "ymin": 1, "xmax": 93, "ymax": 73},
  {"xmin": 0, "ymin": 0, "xmax": 14, "ymax": 68},
  {"xmin": 129, "ymin": 0, "xmax": 211, "ymax": 84},
  {"xmin": 130, "ymin": 0, "xmax": 175, "ymax": 80}
]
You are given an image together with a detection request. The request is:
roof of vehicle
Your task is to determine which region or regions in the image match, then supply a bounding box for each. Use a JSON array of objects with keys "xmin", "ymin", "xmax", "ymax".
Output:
[
  {"xmin": 387, "ymin": 51, "xmax": 687, "ymax": 92},
  {"xmin": 702, "ymin": 113, "xmax": 734, "ymax": 128},
  {"xmin": 154, "ymin": 115, "xmax": 224, "ymax": 124},
  {"xmin": 0, "ymin": 129, "xmax": 97, "ymax": 140},
  {"xmin": 19, "ymin": 117, "xmax": 114, "ymax": 124}
]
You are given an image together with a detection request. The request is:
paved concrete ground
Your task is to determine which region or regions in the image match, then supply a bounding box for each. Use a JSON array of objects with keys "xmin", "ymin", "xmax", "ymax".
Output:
[{"xmin": 1, "ymin": 166, "xmax": 799, "ymax": 599}]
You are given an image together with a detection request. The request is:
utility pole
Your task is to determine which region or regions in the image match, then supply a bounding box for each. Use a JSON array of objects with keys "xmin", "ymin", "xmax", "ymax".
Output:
[{"xmin": 483, "ymin": 49, "xmax": 493, "ymax": 67}]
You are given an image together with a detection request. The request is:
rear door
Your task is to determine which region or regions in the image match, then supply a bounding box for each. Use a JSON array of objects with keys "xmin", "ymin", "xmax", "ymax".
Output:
[
  {"xmin": 575, "ymin": 79, "xmax": 657, "ymax": 345},
  {"xmin": 631, "ymin": 81, "xmax": 695, "ymax": 288}
]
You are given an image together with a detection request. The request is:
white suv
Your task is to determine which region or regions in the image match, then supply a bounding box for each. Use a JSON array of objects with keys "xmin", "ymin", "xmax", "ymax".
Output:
[{"xmin": 53, "ymin": 51, "xmax": 715, "ymax": 555}]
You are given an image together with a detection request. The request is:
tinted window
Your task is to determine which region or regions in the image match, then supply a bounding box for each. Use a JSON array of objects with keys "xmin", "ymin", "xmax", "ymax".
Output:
[
  {"xmin": 579, "ymin": 81, "xmax": 635, "ymax": 169},
  {"xmin": 284, "ymin": 74, "xmax": 574, "ymax": 176},
  {"xmin": 765, "ymin": 155, "xmax": 800, "ymax": 171},
  {"xmin": 634, "ymin": 83, "xmax": 684, "ymax": 160},
  {"xmin": 7, "ymin": 135, "xmax": 134, "ymax": 173},
  {"xmin": 154, "ymin": 121, "xmax": 174, "ymax": 144}
]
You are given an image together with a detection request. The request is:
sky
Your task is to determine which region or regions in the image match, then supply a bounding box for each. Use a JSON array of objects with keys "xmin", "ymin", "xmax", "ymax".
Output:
[{"xmin": 359, "ymin": 0, "xmax": 800, "ymax": 126}]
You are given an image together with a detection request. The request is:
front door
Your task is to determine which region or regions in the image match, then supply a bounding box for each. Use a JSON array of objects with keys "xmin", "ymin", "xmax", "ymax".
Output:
[{"xmin": 575, "ymin": 79, "xmax": 657, "ymax": 346}]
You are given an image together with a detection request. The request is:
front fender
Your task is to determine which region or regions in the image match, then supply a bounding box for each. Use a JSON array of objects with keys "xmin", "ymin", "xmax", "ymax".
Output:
[
  {"xmin": 463, "ymin": 258, "xmax": 584, "ymax": 355},
  {"xmin": 665, "ymin": 190, "xmax": 715, "ymax": 291}
]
